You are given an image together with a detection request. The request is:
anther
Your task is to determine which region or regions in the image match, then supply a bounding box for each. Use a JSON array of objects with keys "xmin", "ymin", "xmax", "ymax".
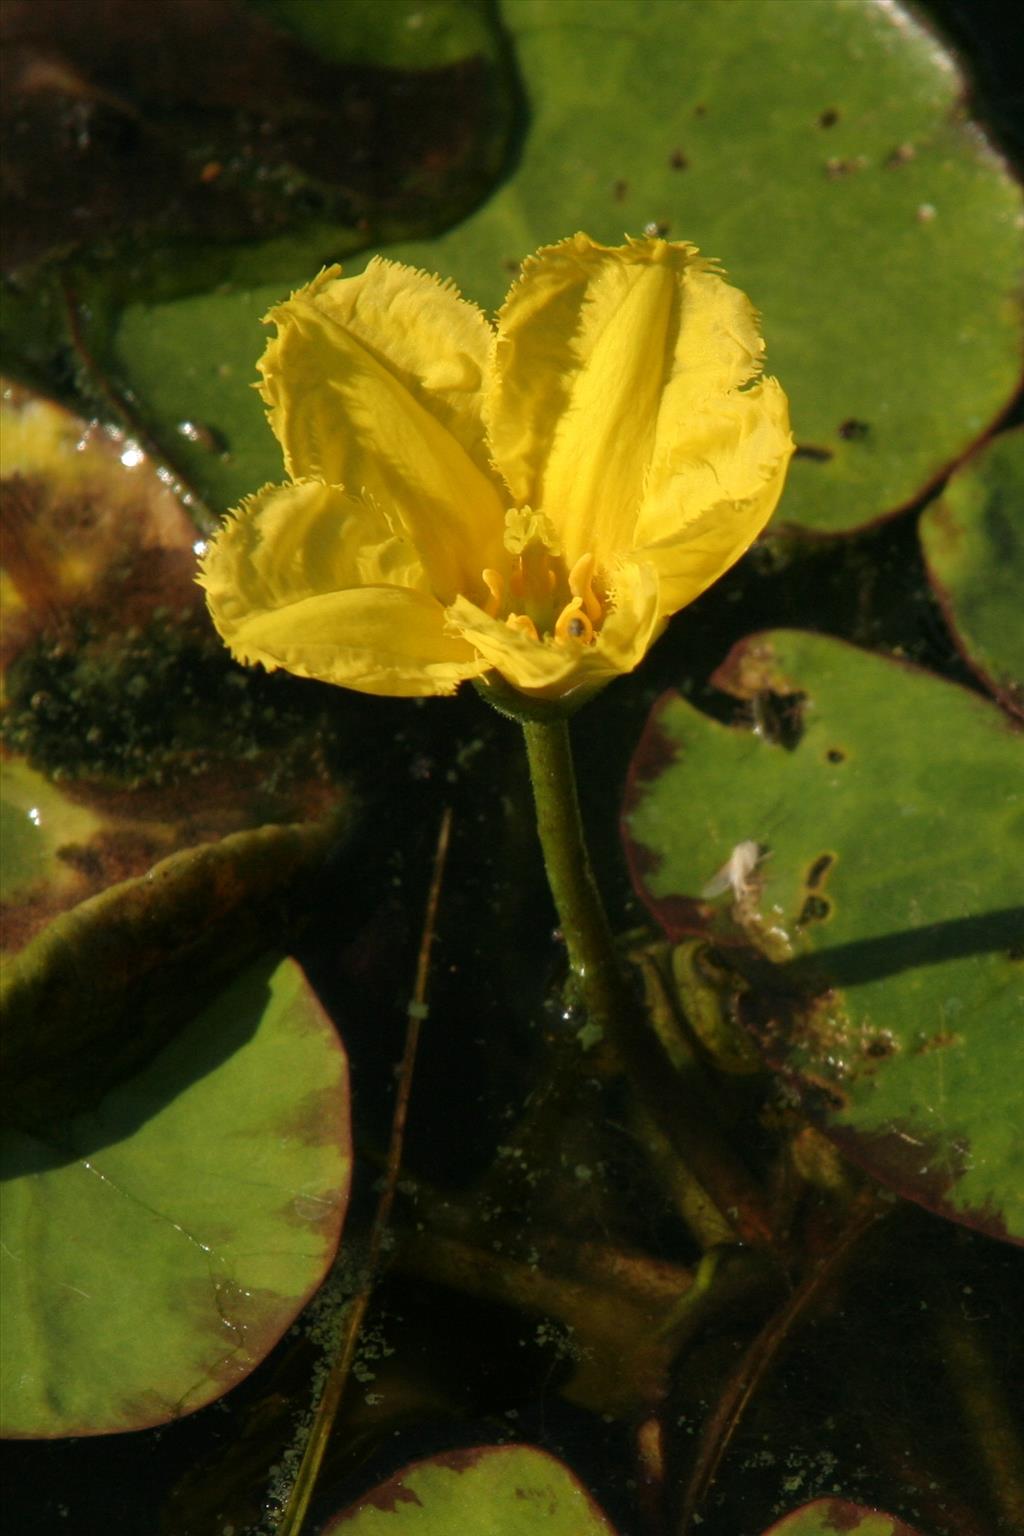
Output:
[
  {"xmin": 482, "ymin": 568, "xmax": 504, "ymax": 617},
  {"xmin": 507, "ymin": 612, "xmax": 540, "ymax": 641},
  {"xmin": 567, "ymin": 553, "xmax": 602, "ymax": 623}
]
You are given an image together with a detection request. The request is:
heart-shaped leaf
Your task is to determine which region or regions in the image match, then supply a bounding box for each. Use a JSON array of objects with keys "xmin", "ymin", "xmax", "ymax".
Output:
[
  {"xmin": 1, "ymin": 955, "xmax": 350, "ymax": 1438},
  {"xmin": 623, "ymin": 630, "xmax": 1024, "ymax": 1243}
]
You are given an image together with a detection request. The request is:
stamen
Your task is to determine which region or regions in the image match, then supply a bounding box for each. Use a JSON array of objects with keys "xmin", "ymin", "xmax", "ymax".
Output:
[
  {"xmin": 554, "ymin": 598, "xmax": 594, "ymax": 645},
  {"xmin": 567, "ymin": 553, "xmax": 603, "ymax": 623},
  {"xmin": 482, "ymin": 568, "xmax": 504, "ymax": 617},
  {"xmin": 507, "ymin": 612, "xmax": 540, "ymax": 641}
]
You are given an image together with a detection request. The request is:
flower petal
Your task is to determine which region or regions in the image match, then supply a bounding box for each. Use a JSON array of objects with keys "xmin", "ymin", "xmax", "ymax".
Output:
[
  {"xmin": 199, "ymin": 480, "xmax": 485, "ymax": 696},
  {"xmin": 258, "ymin": 262, "xmax": 506, "ymax": 602},
  {"xmin": 634, "ymin": 377, "xmax": 794, "ymax": 613},
  {"xmin": 486, "ymin": 234, "xmax": 766, "ymax": 570}
]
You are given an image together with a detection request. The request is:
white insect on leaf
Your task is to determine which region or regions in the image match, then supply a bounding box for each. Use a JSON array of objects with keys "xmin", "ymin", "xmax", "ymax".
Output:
[{"xmin": 701, "ymin": 840, "xmax": 767, "ymax": 904}]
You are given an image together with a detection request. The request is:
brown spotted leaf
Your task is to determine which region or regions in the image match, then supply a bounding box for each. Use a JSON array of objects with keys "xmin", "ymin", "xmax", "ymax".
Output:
[{"xmin": 1, "ymin": 383, "xmax": 345, "ymax": 956}]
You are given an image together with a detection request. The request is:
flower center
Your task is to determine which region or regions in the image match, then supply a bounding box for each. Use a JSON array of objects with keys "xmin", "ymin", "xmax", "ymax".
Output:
[{"xmin": 481, "ymin": 512, "xmax": 605, "ymax": 647}]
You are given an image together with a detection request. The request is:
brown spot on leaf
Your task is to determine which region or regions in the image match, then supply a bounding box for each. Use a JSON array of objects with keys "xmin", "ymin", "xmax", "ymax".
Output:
[
  {"xmin": 912, "ymin": 1029, "xmax": 959, "ymax": 1055},
  {"xmin": 817, "ymin": 108, "xmax": 840, "ymax": 128},
  {"xmin": 885, "ymin": 141, "xmax": 916, "ymax": 168},
  {"xmin": 669, "ymin": 147, "xmax": 688, "ymax": 169},
  {"xmin": 824, "ymin": 155, "xmax": 866, "ymax": 179},
  {"xmin": 356, "ymin": 1480, "xmax": 424, "ymax": 1516},
  {"xmin": 612, "ymin": 178, "xmax": 629, "ymax": 200},
  {"xmin": 838, "ymin": 417, "xmax": 870, "ymax": 440},
  {"xmin": 711, "ymin": 635, "xmax": 797, "ymax": 704},
  {"xmin": 820, "ymin": 1499, "xmax": 874, "ymax": 1532},
  {"xmin": 793, "ymin": 442, "xmax": 834, "ymax": 462},
  {"xmin": 433, "ymin": 1446, "xmax": 490, "ymax": 1474}
]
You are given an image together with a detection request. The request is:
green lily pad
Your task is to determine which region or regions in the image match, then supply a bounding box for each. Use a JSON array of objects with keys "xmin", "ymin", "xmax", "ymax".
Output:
[
  {"xmin": 1, "ymin": 955, "xmax": 351, "ymax": 1438},
  {"xmin": 112, "ymin": 0, "xmax": 1022, "ymax": 528},
  {"xmin": 762, "ymin": 1499, "xmax": 923, "ymax": 1536},
  {"xmin": 1, "ymin": 813, "xmax": 345, "ymax": 1132},
  {"xmin": 623, "ymin": 630, "xmax": 1024, "ymax": 1244},
  {"xmin": 919, "ymin": 426, "xmax": 1024, "ymax": 719},
  {"xmin": 322, "ymin": 1444, "xmax": 616, "ymax": 1535}
]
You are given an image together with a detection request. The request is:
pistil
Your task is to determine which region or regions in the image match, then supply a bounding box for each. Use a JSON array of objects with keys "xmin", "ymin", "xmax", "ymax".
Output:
[{"xmin": 480, "ymin": 544, "xmax": 605, "ymax": 649}]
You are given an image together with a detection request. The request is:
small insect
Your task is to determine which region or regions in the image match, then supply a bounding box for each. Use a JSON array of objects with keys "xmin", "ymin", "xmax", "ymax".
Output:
[{"xmin": 701, "ymin": 840, "xmax": 768, "ymax": 909}]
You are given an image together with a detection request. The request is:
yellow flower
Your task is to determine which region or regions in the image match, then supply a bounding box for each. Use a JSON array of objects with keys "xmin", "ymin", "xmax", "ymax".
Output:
[{"xmin": 200, "ymin": 234, "xmax": 793, "ymax": 704}]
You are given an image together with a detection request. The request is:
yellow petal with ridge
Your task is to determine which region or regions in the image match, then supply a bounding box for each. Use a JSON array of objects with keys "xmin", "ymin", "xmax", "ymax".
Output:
[
  {"xmin": 259, "ymin": 266, "xmax": 505, "ymax": 604},
  {"xmin": 486, "ymin": 234, "xmax": 765, "ymax": 570}
]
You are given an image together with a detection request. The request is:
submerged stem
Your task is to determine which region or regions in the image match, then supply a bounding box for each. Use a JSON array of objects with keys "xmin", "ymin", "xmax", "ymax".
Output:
[{"xmin": 520, "ymin": 713, "xmax": 775, "ymax": 1250}]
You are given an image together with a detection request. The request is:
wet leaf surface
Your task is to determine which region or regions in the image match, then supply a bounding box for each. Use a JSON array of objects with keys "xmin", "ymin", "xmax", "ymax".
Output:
[
  {"xmin": 623, "ymin": 630, "xmax": 1024, "ymax": 1243},
  {"xmin": 321, "ymin": 1444, "xmax": 617, "ymax": 1535},
  {"xmin": 1, "ymin": 383, "xmax": 349, "ymax": 955},
  {"xmin": 919, "ymin": 426, "xmax": 1024, "ymax": 718},
  {"xmin": 1, "ymin": 955, "xmax": 351, "ymax": 1438}
]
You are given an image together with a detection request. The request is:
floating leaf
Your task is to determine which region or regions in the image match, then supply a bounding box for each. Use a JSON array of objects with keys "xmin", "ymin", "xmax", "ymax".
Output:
[
  {"xmin": 111, "ymin": 0, "xmax": 1022, "ymax": 524},
  {"xmin": 1, "ymin": 814, "xmax": 346, "ymax": 1132},
  {"xmin": 1, "ymin": 955, "xmax": 350, "ymax": 1438},
  {"xmin": 0, "ymin": 383, "xmax": 346, "ymax": 954},
  {"xmin": 2, "ymin": 0, "xmax": 507, "ymax": 282},
  {"xmin": 762, "ymin": 1498, "xmax": 923, "ymax": 1536},
  {"xmin": 919, "ymin": 426, "xmax": 1024, "ymax": 719},
  {"xmin": 623, "ymin": 630, "xmax": 1024, "ymax": 1243},
  {"xmin": 1, "ymin": 0, "xmax": 513, "ymax": 495},
  {"xmin": 322, "ymin": 1444, "xmax": 616, "ymax": 1535}
]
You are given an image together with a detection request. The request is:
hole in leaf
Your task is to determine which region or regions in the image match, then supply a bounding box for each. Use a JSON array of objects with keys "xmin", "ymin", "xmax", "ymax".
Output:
[
  {"xmin": 798, "ymin": 894, "xmax": 832, "ymax": 925},
  {"xmin": 806, "ymin": 853, "xmax": 835, "ymax": 888},
  {"xmin": 751, "ymin": 689, "xmax": 807, "ymax": 750}
]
